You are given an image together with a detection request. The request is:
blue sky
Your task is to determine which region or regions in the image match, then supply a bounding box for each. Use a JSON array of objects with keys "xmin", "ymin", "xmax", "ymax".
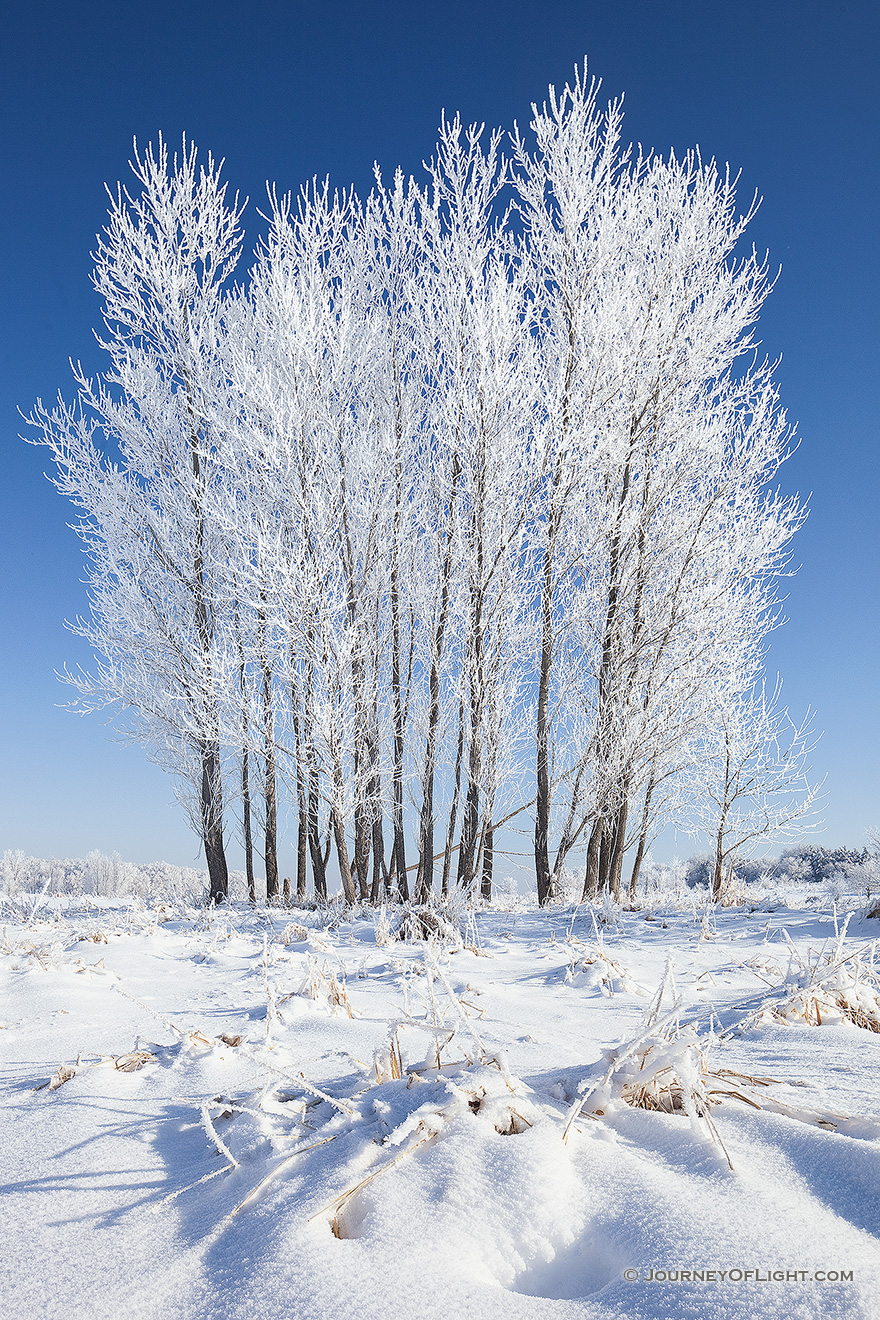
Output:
[{"xmin": 1, "ymin": 0, "xmax": 877, "ymax": 870}]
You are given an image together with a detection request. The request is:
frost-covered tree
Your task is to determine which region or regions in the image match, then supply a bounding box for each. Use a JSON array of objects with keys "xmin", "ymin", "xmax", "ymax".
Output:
[
  {"xmin": 512, "ymin": 69, "xmax": 806, "ymax": 903},
  {"xmin": 692, "ymin": 680, "xmax": 822, "ymax": 900},
  {"xmin": 30, "ymin": 66, "xmax": 814, "ymax": 908},
  {"xmin": 31, "ymin": 138, "xmax": 244, "ymax": 902}
]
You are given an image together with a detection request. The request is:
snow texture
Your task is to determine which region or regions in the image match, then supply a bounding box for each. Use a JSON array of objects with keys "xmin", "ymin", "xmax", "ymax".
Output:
[{"xmin": 2, "ymin": 892, "xmax": 879, "ymax": 1319}]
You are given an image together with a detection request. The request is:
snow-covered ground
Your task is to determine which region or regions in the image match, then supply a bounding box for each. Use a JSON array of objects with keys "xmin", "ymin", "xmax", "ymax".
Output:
[{"xmin": 3, "ymin": 887, "xmax": 880, "ymax": 1320}]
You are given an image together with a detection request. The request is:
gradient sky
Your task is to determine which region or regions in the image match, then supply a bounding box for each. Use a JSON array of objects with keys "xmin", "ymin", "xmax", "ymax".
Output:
[{"xmin": 1, "ymin": 0, "xmax": 877, "ymax": 872}]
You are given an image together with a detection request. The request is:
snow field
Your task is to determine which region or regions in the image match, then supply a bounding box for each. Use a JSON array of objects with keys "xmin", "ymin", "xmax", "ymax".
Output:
[{"xmin": 2, "ymin": 894, "xmax": 879, "ymax": 1319}]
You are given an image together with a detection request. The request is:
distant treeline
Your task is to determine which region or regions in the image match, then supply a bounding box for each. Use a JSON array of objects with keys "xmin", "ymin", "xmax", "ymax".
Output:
[
  {"xmin": 1, "ymin": 843, "xmax": 876, "ymax": 904},
  {"xmin": 684, "ymin": 845, "xmax": 875, "ymax": 888}
]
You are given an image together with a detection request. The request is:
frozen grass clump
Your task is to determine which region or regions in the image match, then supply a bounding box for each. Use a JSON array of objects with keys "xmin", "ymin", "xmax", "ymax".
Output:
[
  {"xmin": 772, "ymin": 957, "xmax": 880, "ymax": 1033},
  {"xmin": 276, "ymin": 922, "xmax": 310, "ymax": 945},
  {"xmin": 562, "ymin": 935, "xmax": 639, "ymax": 997},
  {"xmin": 390, "ymin": 901, "xmax": 465, "ymax": 948},
  {"xmin": 731, "ymin": 916, "xmax": 880, "ymax": 1034},
  {"xmin": 300, "ymin": 956, "xmax": 356, "ymax": 1018}
]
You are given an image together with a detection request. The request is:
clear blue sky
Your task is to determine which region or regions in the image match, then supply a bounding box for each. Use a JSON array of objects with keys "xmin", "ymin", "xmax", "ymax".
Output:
[{"xmin": 1, "ymin": 0, "xmax": 877, "ymax": 870}]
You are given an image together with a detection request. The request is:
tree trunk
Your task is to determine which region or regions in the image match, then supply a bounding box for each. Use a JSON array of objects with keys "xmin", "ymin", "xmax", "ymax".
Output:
[
  {"xmin": 235, "ymin": 611, "xmax": 254, "ymax": 903},
  {"xmin": 712, "ymin": 823, "xmax": 727, "ymax": 901},
  {"xmin": 290, "ymin": 674, "xmax": 309, "ymax": 901},
  {"xmin": 480, "ymin": 825, "xmax": 494, "ymax": 903},
  {"xmin": 582, "ymin": 818, "xmax": 602, "ymax": 901},
  {"xmin": 534, "ymin": 521, "xmax": 558, "ymax": 906},
  {"xmin": 598, "ymin": 823, "xmax": 612, "ymax": 893},
  {"xmin": 332, "ymin": 795, "xmax": 357, "ymax": 906},
  {"xmin": 608, "ymin": 796, "xmax": 629, "ymax": 902},
  {"xmin": 307, "ymin": 762, "xmax": 327, "ymax": 900},
  {"xmin": 389, "ymin": 547, "xmax": 408, "ymax": 902},
  {"xmin": 297, "ymin": 814, "xmax": 308, "ymax": 900},
  {"xmin": 184, "ymin": 373, "xmax": 228, "ymax": 906},
  {"xmin": 456, "ymin": 764, "xmax": 480, "ymax": 895},
  {"xmin": 456, "ymin": 595, "xmax": 485, "ymax": 895},
  {"xmin": 361, "ymin": 675, "xmax": 382, "ymax": 902},
  {"xmin": 263, "ymin": 714, "xmax": 278, "ymax": 901},
  {"xmin": 242, "ymin": 745, "xmax": 255, "ymax": 903},
  {"xmin": 417, "ymin": 456, "xmax": 459, "ymax": 903},
  {"xmin": 302, "ymin": 646, "xmax": 327, "ymax": 901},
  {"xmin": 370, "ymin": 814, "xmax": 386, "ymax": 904},
  {"xmin": 628, "ymin": 778, "xmax": 655, "ymax": 901},
  {"xmin": 201, "ymin": 744, "xmax": 228, "ymax": 904},
  {"xmin": 441, "ymin": 694, "xmax": 467, "ymax": 895},
  {"xmin": 259, "ymin": 604, "xmax": 278, "ymax": 902},
  {"xmin": 353, "ymin": 803, "xmax": 371, "ymax": 900}
]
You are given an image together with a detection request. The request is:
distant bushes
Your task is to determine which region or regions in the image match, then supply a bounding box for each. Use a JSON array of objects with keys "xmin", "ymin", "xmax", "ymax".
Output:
[
  {"xmin": 0, "ymin": 849, "xmax": 214, "ymax": 903},
  {"xmin": 683, "ymin": 844, "xmax": 874, "ymax": 890},
  {"xmin": 1, "ymin": 841, "xmax": 876, "ymax": 906}
]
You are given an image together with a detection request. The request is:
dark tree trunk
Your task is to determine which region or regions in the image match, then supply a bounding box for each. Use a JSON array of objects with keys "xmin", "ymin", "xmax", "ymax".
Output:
[
  {"xmin": 389, "ymin": 551, "xmax": 408, "ymax": 902},
  {"xmin": 330, "ymin": 730, "xmax": 357, "ymax": 905},
  {"xmin": 264, "ymin": 787, "xmax": 278, "ymax": 902},
  {"xmin": 263, "ymin": 744, "xmax": 278, "ymax": 900},
  {"xmin": 628, "ymin": 777, "xmax": 655, "ymax": 901},
  {"xmin": 442, "ymin": 694, "xmax": 466, "ymax": 896},
  {"xmin": 184, "ymin": 366, "xmax": 228, "ymax": 907},
  {"xmin": 628, "ymin": 822, "xmax": 647, "ymax": 902},
  {"xmin": 337, "ymin": 460, "xmax": 369, "ymax": 902},
  {"xmin": 296, "ymin": 814, "xmax": 308, "ymax": 900},
  {"xmin": 417, "ymin": 457, "xmax": 459, "ymax": 904},
  {"xmin": 534, "ymin": 522, "xmax": 558, "ymax": 907},
  {"xmin": 361, "ymin": 681, "xmax": 382, "ymax": 902},
  {"xmin": 480, "ymin": 825, "xmax": 494, "ymax": 903},
  {"xmin": 456, "ymin": 603, "xmax": 484, "ymax": 896},
  {"xmin": 235, "ymin": 611, "xmax": 254, "ymax": 903},
  {"xmin": 712, "ymin": 822, "xmax": 728, "ymax": 901},
  {"xmin": 582, "ymin": 818, "xmax": 602, "ymax": 901},
  {"xmin": 456, "ymin": 441, "xmax": 487, "ymax": 899},
  {"xmin": 242, "ymin": 744, "xmax": 255, "ymax": 903},
  {"xmin": 332, "ymin": 798, "xmax": 357, "ymax": 906},
  {"xmin": 353, "ymin": 804, "xmax": 371, "ymax": 901},
  {"xmin": 608, "ymin": 796, "xmax": 629, "ymax": 902},
  {"xmin": 303, "ymin": 648, "xmax": 327, "ymax": 901},
  {"xmin": 290, "ymin": 682, "xmax": 309, "ymax": 902},
  {"xmin": 598, "ymin": 823, "xmax": 612, "ymax": 893},
  {"xmin": 307, "ymin": 764, "xmax": 327, "ymax": 901},
  {"xmin": 370, "ymin": 814, "xmax": 386, "ymax": 904},
  {"xmin": 202, "ymin": 744, "xmax": 228, "ymax": 904},
  {"xmin": 456, "ymin": 767, "xmax": 480, "ymax": 895},
  {"xmin": 259, "ymin": 609, "xmax": 278, "ymax": 902}
]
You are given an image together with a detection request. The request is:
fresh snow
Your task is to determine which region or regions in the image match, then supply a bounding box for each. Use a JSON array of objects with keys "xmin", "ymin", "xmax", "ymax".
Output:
[{"xmin": 2, "ymin": 887, "xmax": 880, "ymax": 1319}]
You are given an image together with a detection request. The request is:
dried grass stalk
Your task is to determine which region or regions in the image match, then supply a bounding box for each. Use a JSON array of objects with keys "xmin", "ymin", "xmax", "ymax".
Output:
[
  {"xmin": 114, "ymin": 1050, "xmax": 156, "ymax": 1072},
  {"xmin": 47, "ymin": 1063, "xmax": 77, "ymax": 1091},
  {"xmin": 312, "ymin": 1126, "xmax": 437, "ymax": 1238}
]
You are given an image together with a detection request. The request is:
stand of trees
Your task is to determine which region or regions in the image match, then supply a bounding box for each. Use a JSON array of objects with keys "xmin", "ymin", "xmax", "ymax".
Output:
[{"xmin": 30, "ymin": 68, "xmax": 818, "ymax": 904}]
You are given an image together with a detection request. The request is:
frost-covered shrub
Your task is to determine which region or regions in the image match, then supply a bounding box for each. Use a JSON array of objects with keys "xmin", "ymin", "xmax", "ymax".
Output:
[
  {"xmin": 845, "ymin": 854, "xmax": 880, "ymax": 903},
  {"xmin": 776, "ymin": 844, "xmax": 871, "ymax": 883},
  {"xmin": 639, "ymin": 856, "xmax": 690, "ymax": 903},
  {"xmin": 0, "ymin": 850, "xmax": 208, "ymax": 903},
  {"xmin": 494, "ymin": 874, "xmax": 523, "ymax": 910},
  {"xmin": 391, "ymin": 902, "xmax": 464, "ymax": 946},
  {"xmin": 683, "ymin": 853, "xmax": 712, "ymax": 889},
  {"xmin": 678, "ymin": 844, "xmax": 873, "ymax": 897},
  {"xmin": 820, "ymin": 871, "xmax": 852, "ymax": 912}
]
